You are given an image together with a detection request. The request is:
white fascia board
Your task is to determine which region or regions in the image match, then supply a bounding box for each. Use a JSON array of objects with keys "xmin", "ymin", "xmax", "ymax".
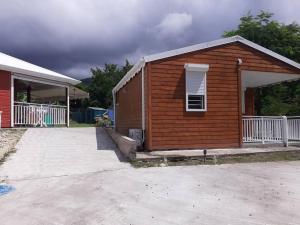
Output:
[
  {"xmin": 144, "ymin": 36, "xmax": 239, "ymax": 62},
  {"xmin": 144, "ymin": 35, "xmax": 300, "ymax": 70},
  {"xmin": 112, "ymin": 59, "xmax": 145, "ymax": 93},
  {"xmin": 185, "ymin": 63, "xmax": 209, "ymax": 72},
  {"xmin": 0, "ymin": 52, "xmax": 80, "ymax": 85},
  {"xmin": 238, "ymin": 38, "xmax": 300, "ymax": 70},
  {"xmin": 112, "ymin": 35, "xmax": 300, "ymax": 93}
]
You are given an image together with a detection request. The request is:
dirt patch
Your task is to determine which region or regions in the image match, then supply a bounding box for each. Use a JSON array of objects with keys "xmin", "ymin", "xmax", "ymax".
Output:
[
  {"xmin": 0, "ymin": 129, "xmax": 26, "ymax": 163},
  {"xmin": 131, "ymin": 150, "xmax": 300, "ymax": 168}
]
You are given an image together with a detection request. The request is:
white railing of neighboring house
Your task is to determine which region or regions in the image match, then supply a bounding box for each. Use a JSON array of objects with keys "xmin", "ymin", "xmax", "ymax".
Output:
[
  {"xmin": 287, "ymin": 116, "xmax": 300, "ymax": 141},
  {"xmin": 14, "ymin": 102, "xmax": 67, "ymax": 127}
]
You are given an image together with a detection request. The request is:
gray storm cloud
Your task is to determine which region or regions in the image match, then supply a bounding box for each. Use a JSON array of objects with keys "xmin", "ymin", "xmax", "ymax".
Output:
[{"xmin": 0, "ymin": 0, "xmax": 299, "ymax": 79}]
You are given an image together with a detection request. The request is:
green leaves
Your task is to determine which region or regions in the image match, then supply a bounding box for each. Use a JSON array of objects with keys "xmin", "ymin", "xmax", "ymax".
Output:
[
  {"xmin": 88, "ymin": 61, "xmax": 133, "ymax": 108},
  {"xmin": 225, "ymin": 11, "xmax": 300, "ymax": 116}
]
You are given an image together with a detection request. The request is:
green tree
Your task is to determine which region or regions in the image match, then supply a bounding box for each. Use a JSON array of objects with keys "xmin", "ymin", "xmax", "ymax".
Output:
[
  {"xmin": 88, "ymin": 60, "xmax": 133, "ymax": 108},
  {"xmin": 224, "ymin": 11, "xmax": 300, "ymax": 115}
]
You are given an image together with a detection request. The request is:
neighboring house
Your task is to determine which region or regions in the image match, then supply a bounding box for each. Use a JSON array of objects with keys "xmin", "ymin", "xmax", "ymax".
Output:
[
  {"xmin": 0, "ymin": 52, "xmax": 80, "ymax": 128},
  {"xmin": 112, "ymin": 36, "xmax": 300, "ymax": 151}
]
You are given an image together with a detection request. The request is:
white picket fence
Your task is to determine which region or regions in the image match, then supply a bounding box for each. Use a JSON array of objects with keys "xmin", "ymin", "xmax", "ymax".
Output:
[
  {"xmin": 243, "ymin": 116, "xmax": 300, "ymax": 145},
  {"xmin": 14, "ymin": 102, "xmax": 67, "ymax": 127}
]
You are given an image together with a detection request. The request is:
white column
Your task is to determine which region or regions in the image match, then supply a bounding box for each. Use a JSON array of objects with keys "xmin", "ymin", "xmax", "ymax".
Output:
[
  {"xmin": 261, "ymin": 117, "xmax": 265, "ymax": 144},
  {"xmin": 0, "ymin": 111, "xmax": 2, "ymax": 128},
  {"xmin": 112, "ymin": 91, "xmax": 116, "ymax": 130},
  {"xmin": 10, "ymin": 75, "xmax": 14, "ymax": 128},
  {"xmin": 141, "ymin": 66, "xmax": 145, "ymax": 131},
  {"xmin": 282, "ymin": 116, "xmax": 288, "ymax": 147},
  {"xmin": 66, "ymin": 86, "xmax": 70, "ymax": 127}
]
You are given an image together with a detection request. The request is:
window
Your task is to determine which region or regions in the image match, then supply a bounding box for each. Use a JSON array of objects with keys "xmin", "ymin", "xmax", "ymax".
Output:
[{"xmin": 185, "ymin": 64, "xmax": 209, "ymax": 111}]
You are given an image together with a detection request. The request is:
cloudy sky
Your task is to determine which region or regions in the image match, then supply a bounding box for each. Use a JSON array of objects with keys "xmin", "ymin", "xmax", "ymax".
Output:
[{"xmin": 0, "ymin": 0, "xmax": 299, "ymax": 79}]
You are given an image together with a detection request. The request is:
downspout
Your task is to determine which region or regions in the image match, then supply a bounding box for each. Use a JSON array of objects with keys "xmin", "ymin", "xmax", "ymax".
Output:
[
  {"xmin": 66, "ymin": 86, "xmax": 70, "ymax": 127},
  {"xmin": 237, "ymin": 58, "xmax": 243, "ymax": 147},
  {"xmin": 112, "ymin": 90, "xmax": 116, "ymax": 130},
  {"xmin": 141, "ymin": 64, "xmax": 145, "ymax": 143},
  {"xmin": 10, "ymin": 75, "xmax": 14, "ymax": 128}
]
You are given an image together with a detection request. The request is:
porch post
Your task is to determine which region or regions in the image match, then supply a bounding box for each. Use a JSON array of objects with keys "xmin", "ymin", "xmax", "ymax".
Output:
[
  {"xmin": 237, "ymin": 66, "xmax": 243, "ymax": 147},
  {"xmin": 10, "ymin": 75, "xmax": 14, "ymax": 128},
  {"xmin": 27, "ymin": 85, "xmax": 32, "ymax": 103},
  {"xmin": 282, "ymin": 116, "xmax": 288, "ymax": 147},
  {"xmin": 66, "ymin": 87, "xmax": 70, "ymax": 127},
  {"xmin": 245, "ymin": 88, "xmax": 255, "ymax": 115}
]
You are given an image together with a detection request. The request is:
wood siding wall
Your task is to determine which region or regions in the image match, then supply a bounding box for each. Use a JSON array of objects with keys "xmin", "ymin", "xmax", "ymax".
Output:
[
  {"xmin": 147, "ymin": 43, "xmax": 299, "ymax": 150},
  {"xmin": 0, "ymin": 70, "xmax": 11, "ymax": 128},
  {"xmin": 116, "ymin": 71, "xmax": 142, "ymax": 136}
]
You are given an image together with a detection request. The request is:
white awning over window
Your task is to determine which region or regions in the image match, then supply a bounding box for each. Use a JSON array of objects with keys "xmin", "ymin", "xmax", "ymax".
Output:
[{"xmin": 184, "ymin": 63, "xmax": 209, "ymax": 72}]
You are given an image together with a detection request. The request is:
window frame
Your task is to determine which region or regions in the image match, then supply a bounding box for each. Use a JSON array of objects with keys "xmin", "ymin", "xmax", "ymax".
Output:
[{"xmin": 185, "ymin": 63, "xmax": 209, "ymax": 112}]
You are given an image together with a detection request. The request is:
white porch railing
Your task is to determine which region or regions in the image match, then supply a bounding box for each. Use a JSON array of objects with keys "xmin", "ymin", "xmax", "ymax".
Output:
[
  {"xmin": 243, "ymin": 116, "xmax": 284, "ymax": 143},
  {"xmin": 287, "ymin": 117, "xmax": 300, "ymax": 141},
  {"xmin": 14, "ymin": 102, "xmax": 67, "ymax": 127},
  {"xmin": 243, "ymin": 116, "xmax": 300, "ymax": 145}
]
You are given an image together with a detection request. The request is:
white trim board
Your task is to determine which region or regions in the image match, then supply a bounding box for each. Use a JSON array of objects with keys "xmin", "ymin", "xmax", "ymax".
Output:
[{"xmin": 113, "ymin": 35, "xmax": 300, "ymax": 94}]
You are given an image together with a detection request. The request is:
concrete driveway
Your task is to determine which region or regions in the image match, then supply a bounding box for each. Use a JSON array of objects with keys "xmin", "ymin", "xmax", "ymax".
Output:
[
  {"xmin": 0, "ymin": 127, "xmax": 128, "ymax": 180},
  {"xmin": 1, "ymin": 128, "xmax": 300, "ymax": 225}
]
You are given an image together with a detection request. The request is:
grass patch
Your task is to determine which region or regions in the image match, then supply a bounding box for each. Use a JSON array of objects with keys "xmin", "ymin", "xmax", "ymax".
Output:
[
  {"xmin": 69, "ymin": 120, "xmax": 96, "ymax": 127},
  {"xmin": 0, "ymin": 150, "xmax": 16, "ymax": 166},
  {"xmin": 0, "ymin": 129, "xmax": 26, "ymax": 165},
  {"xmin": 131, "ymin": 150, "xmax": 300, "ymax": 168}
]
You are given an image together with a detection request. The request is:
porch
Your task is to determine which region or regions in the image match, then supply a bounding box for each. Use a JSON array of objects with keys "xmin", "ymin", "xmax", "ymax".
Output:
[
  {"xmin": 12, "ymin": 75, "xmax": 69, "ymax": 127},
  {"xmin": 241, "ymin": 70, "xmax": 300, "ymax": 146},
  {"xmin": 242, "ymin": 116, "xmax": 300, "ymax": 146}
]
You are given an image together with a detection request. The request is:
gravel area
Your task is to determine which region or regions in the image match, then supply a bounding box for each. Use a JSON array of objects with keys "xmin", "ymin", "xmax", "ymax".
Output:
[{"xmin": 0, "ymin": 129, "xmax": 26, "ymax": 162}]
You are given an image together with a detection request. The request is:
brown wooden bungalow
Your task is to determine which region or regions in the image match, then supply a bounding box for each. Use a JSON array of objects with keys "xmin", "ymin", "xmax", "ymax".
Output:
[{"xmin": 112, "ymin": 36, "xmax": 300, "ymax": 151}]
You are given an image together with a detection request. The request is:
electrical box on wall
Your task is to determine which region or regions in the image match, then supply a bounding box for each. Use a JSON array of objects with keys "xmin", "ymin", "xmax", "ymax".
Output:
[{"xmin": 129, "ymin": 129, "xmax": 143, "ymax": 147}]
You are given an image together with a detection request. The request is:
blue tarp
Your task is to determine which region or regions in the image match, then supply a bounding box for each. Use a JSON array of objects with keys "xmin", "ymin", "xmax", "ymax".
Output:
[{"xmin": 0, "ymin": 184, "xmax": 15, "ymax": 196}]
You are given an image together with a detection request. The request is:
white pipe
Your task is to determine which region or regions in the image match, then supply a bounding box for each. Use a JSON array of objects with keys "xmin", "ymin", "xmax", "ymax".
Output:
[
  {"xmin": 11, "ymin": 75, "xmax": 14, "ymax": 128},
  {"xmin": 141, "ymin": 65, "xmax": 145, "ymax": 142},
  {"xmin": 112, "ymin": 91, "xmax": 116, "ymax": 130},
  {"xmin": 0, "ymin": 111, "xmax": 2, "ymax": 128},
  {"xmin": 66, "ymin": 86, "xmax": 70, "ymax": 127}
]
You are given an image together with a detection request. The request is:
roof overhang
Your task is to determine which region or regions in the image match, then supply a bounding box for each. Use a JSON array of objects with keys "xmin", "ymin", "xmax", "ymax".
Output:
[
  {"xmin": 112, "ymin": 35, "xmax": 300, "ymax": 94},
  {"xmin": 242, "ymin": 70, "xmax": 300, "ymax": 88},
  {"xmin": 112, "ymin": 59, "xmax": 145, "ymax": 93},
  {"xmin": 0, "ymin": 52, "xmax": 80, "ymax": 85}
]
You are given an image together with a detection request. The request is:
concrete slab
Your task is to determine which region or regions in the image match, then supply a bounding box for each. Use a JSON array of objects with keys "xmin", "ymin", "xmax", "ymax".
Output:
[
  {"xmin": 1, "ymin": 128, "xmax": 300, "ymax": 224},
  {"xmin": 0, "ymin": 127, "xmax": 129, "ymax": 180},
  {"xmin": 136, "ymin": 146, "xmax": 300, "ymax": 160},
  {"xmin": 0, "ymin": 161, "xmax": 300, "ymax": 225}
]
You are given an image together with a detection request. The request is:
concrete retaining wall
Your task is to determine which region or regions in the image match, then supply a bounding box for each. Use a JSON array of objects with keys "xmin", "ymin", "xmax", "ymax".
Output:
[{"xmin": 105, "ymin": 128, "xmax": 137, "ymax": 160}]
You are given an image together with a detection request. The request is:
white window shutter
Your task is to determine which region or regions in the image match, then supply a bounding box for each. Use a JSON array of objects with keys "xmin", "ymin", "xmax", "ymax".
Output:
[
  {"xmin": 185, "ymin": 63, "xmax": 209, "ymax": 111},
  {"xmin": 186, "ymin": 71, "xmax": 206, "ymax": 95}
]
